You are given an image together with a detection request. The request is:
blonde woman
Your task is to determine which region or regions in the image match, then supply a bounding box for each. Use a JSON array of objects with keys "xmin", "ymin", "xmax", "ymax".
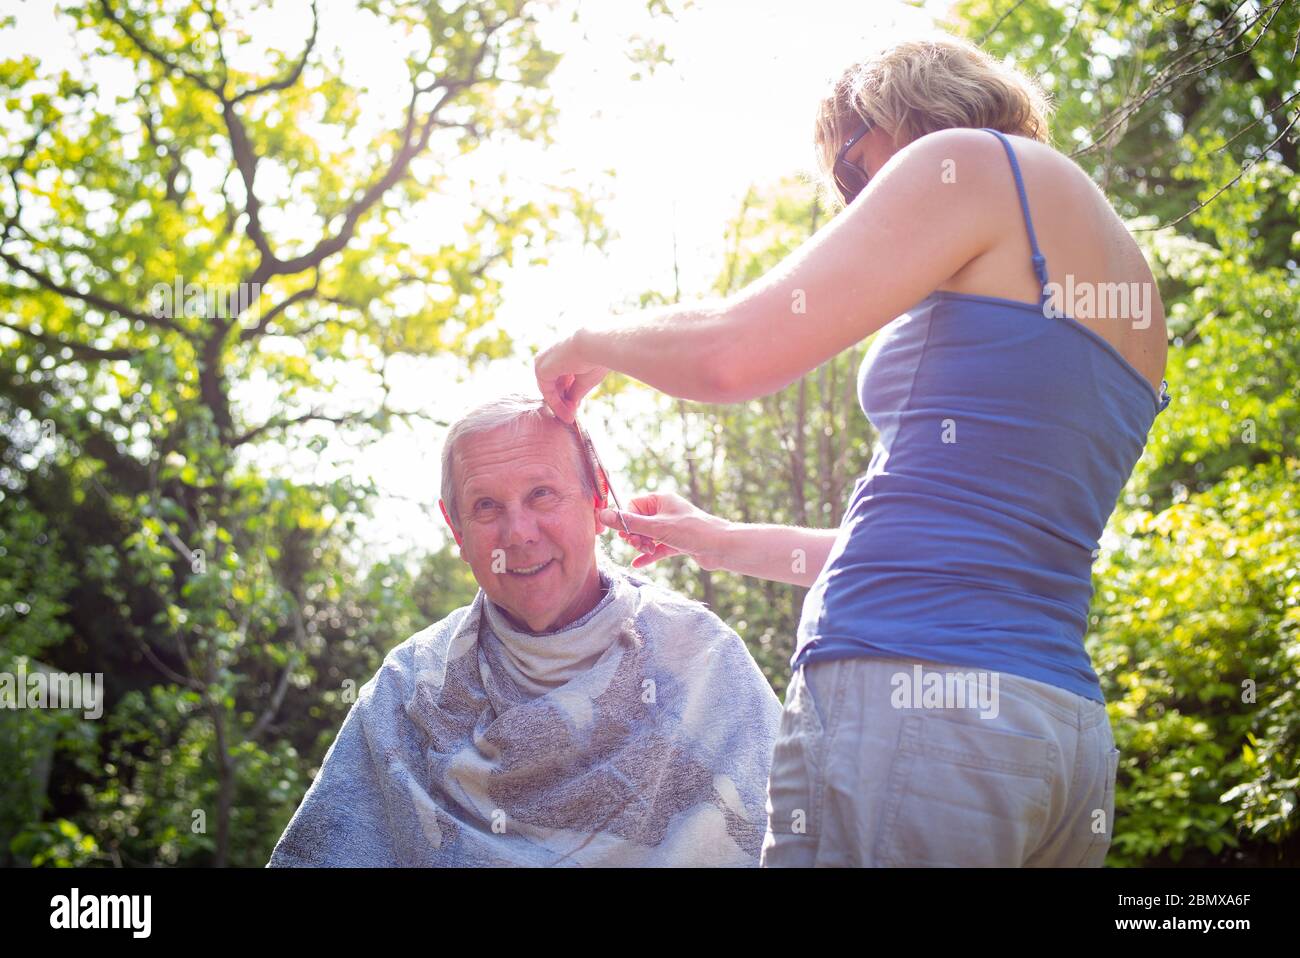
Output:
[{"xmin": 535, "ymin": 34, "xmax": 1169, "ymax": 867}]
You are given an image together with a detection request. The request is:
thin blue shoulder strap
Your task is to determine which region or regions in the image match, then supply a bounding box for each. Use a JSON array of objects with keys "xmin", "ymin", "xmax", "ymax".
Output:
[
  {"xmin": 980, "ymin": 128, "xmax": 1050, "ymax": 304},
  {"xmin": 979, "ymin": 129, "xmax": 1172, "ymax": 417}
]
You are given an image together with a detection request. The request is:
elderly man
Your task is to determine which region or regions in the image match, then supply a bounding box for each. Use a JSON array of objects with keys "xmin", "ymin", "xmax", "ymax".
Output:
[{"xmin": 268, "ymin": 394, "xmax": 781, "ymax": 867}]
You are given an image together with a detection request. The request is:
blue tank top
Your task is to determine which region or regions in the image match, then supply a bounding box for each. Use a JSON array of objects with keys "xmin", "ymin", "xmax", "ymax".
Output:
[{"xmin": 793, "ymin": 128, "xmax": 1171, "ymax": 704}]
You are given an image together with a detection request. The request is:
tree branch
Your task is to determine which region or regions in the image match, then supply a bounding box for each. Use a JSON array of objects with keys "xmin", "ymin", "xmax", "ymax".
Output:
[
  {"xmin": 230, "ymin": 0, "xmax": 319, "ymax": 104},
  {"xmin": 2, "ymin": 122, "xmax": 49, "ymax": 241},
  {"xmin": 200, "ymin": 0, "xmax": 230, "ymax": 91},
  {"xmin": 247, "ymin": 590, "xmax": 308, "ymax": 741},
  {"xmin": 0, "ymin": 316, "xmax": 135, "ymax": 361},
  {"xmin": 1136, "ymin": 104, "xmax": 1300, "ymax": 230},
  {"xmin": 97, "ymin": 0, "xmax": 218, "ymax": 95},
  {"xmin": 0, "ymin": 250, "xmax": 184, "ymax": 334},
  {"xmin": 220, "ymin": 97, "xmax": 280, "ymax": 273},
  {"xmin": 241, "ymin": 14, "xmax": 509, "ymax": 291},
  {"xmin": 239, "ymin": 270, "xmax": 320, "ymax": 342},
  {"xmin": 1073, "ymin": 0, "xmax": 1280, "ymax": 158},
  {"xmin": 229, "ymin": 408, "xmax": 374, "ymax": 447},
  {"xmin": 977, "ymin": 0, "xmax": 1032, "ymax": 46}
]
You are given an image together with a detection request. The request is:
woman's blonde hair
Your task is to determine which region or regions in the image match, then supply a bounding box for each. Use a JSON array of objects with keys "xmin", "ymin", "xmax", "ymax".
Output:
[{"xmin": 813, "ymin": 34, "xmax": 1053, "ymax": 205}]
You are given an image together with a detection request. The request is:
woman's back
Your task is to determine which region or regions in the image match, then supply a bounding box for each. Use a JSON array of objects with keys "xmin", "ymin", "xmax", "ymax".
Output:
[
  {"xmin": 939, "ymin": 133, "xmax": 1168, "ymax": 389},
  {"xmin": 793, "ymin": 129, "xmax": 1171, "ymax": 704}
]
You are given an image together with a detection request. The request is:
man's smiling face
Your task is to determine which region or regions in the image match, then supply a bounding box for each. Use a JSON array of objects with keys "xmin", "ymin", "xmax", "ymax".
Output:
[{"xmin": 453, "ymin": 416, "xmax": 603, "ymax": 633}]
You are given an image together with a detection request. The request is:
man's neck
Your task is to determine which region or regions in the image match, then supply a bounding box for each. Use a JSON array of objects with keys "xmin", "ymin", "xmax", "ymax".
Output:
[{"xmin": 494, "ymin": 567, "xmax": 609, "ymax": 635}]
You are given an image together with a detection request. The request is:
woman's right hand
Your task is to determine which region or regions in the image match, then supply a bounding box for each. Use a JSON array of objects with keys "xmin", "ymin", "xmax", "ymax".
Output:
[{"xmin": 598, "ymin": 492, "xmax": 730, "ymax": 571}]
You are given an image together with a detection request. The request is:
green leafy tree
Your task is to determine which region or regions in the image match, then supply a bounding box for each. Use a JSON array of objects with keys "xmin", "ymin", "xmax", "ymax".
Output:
[{"xmin": 1, "ymin": 0, "xmax": 592, "ymax": 865}]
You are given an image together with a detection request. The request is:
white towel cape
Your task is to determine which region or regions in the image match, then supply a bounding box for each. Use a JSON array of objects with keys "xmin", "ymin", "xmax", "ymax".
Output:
[{"xmin": 268, "ymin": 564, "xmax": 782, "ymax": 866}]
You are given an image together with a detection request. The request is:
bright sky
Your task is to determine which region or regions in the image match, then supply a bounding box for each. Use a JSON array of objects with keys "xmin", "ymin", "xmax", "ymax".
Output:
[
  {"xmin": 2, "ymin": 0, "xmax": 957, "ymax": 561},
  {"xmin": 350, "ymin": 0, "xmax": 961, "ymax": 560}
]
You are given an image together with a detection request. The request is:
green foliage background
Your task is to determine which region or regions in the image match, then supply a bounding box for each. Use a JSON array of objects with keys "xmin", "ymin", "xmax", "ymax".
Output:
[{"xmin": 1, "ymin": 0, "xmax": 1297, "ymax": 866}]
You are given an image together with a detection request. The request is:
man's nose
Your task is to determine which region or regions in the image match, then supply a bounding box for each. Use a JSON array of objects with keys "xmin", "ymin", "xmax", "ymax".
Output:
[{"xmin": 501, "ymin": 505, "xmax": 541, "ymax": 547}]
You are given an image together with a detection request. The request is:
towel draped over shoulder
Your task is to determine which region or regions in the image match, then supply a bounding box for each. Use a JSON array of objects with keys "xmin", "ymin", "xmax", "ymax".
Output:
[{"xmin": 268, "ymin": 565, "xmax": 782, "ymax": 867}]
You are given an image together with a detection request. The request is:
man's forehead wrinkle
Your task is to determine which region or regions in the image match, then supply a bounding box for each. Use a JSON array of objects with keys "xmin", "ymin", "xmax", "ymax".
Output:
[
  {"xmin": 462, "ymin": 417, "xmax": 571, "ymax": 463},
  {"xmin": 462, "ymin": 465, "xmax": 568, "ymax": 498},
  {"xmin": 457, "ymin": 425, "xmax": 583, "ymax": 500}
]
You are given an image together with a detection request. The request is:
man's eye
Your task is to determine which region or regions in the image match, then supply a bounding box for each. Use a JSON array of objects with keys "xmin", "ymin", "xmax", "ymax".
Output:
[
  {"xmin": 473, "ymin": 499, "xmax": 495, "ymax": 512},
  {"xmin": 532, "ymin": 487, "xmax": 553, "ymax": 498}
]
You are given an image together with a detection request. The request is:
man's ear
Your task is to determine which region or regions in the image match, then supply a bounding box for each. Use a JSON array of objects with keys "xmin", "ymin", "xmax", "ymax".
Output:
[{"xmin": 438, "ymin": 499, "xmax": 464, "ymax": 549}]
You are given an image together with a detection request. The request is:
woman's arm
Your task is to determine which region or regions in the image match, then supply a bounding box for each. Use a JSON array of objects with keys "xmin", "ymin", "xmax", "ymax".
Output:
[
  {"xmin": 607, "ymin": 492, "xmax": 841, "ymax": 588},
  {"xmin": 573, "ymin": 298, "xmax": 738, "ymax": 405},
  {"xmin": 708, "ymin": 522, "xmax": 842, "ymax": 589},
  {"xmin": 539, "ymin": 128, "xmax": 1001, "ymax": 416}
]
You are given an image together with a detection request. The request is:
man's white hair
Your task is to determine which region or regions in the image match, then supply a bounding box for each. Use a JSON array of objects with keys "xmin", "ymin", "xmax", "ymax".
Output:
[{"xmin": 439, "ymin": 393, "xmax": 597, "ymax": 526}]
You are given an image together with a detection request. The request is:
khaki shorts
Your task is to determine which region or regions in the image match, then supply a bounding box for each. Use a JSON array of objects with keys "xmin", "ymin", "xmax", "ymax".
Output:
[{"xmin": 760, "ymin": 656, "xmax": 1119, "ymax": 867}]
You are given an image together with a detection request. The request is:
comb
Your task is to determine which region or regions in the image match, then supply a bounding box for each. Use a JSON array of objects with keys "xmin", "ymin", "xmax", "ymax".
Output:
[{"xmin": 571, "ymin": 416, "xmax": 634, "ymax": 538}]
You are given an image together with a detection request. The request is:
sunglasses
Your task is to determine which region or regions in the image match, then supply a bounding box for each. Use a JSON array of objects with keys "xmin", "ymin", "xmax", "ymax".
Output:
[{"xmin": 833, "ymin": 118, "xmax": 873, "ymax": 206}]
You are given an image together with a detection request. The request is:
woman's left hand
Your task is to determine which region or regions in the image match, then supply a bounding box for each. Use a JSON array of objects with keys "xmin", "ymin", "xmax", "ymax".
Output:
[{"xmin": 534, "ymin": 331, "xmax": 609, "ymax": 423}]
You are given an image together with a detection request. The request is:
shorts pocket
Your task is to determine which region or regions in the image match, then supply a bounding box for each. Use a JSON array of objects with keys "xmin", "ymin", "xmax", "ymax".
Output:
[
  {"xmin": 1076, "ymin": 746, "xmax": 1120, "ymax": 867},
  {"xmin": 873, "ymin": 712, "xmax": 1055, "ymax": 867},
  {"xmin": 764, "ymin": 665, "xmax": 835, "ymax": 840}
]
